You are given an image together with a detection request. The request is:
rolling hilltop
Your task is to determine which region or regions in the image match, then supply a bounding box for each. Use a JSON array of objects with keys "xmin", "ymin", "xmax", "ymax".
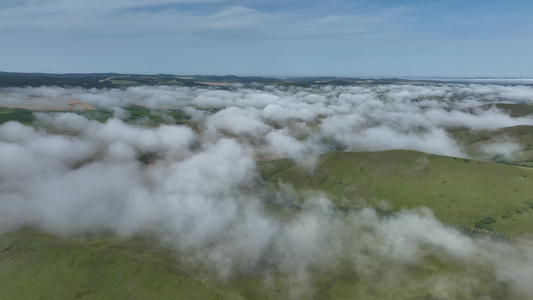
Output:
[
  {"xmin": 2, "ymin": 150, "xmax": 531, "ymax": 299},
  {"xmin": 260, "ymin": 150, "xmax": 533, "ymax": 236}
]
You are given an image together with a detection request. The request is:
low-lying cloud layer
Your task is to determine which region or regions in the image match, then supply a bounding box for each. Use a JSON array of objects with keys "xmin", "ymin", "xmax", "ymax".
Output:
[
  {"xmin": 2, "ymin": 82, "xmax": 533, "ymax": 297},
  {"xmin": 3, "ymin": 83, "xmax": 533, "ymax": 161}
]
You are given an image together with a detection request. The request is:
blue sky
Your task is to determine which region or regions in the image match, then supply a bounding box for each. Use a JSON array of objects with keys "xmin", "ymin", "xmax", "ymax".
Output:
[{"xmin": 1, "ymin": 0, "xmax": 532, "ymax": 77}]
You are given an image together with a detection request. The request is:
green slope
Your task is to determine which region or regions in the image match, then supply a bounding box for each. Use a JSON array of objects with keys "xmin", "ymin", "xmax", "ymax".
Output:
[
  {"xmin": 482, "ymin": 103, "xmax": 533, "ymax": 118},
  {"xmin": 2, "ymin": 150, "xmax": 533, "ymax": 299},
  {"xmin": 0, "ymin": 230, "xmax": 237, "ymax": 300},
  {"xmin": 1, "ymin": 229, "xmax": 516, "ymax": 300},
  {"xmin": 451, "ymin": 125, "xmax": 533, "ymax": 166},
  {"xmin": 260, "ymin": 150, "xmax": 533, "ymax": 235},
  {"xmin": 0, "ymin": 109, "xmax": 35, "ymax": 124}
]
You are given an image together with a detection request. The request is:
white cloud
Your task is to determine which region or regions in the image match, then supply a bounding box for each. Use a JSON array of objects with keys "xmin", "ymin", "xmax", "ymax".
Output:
[
  {"xmin": 2, "ymin": 83, "xmax": 533, "ymax": 296},
  {"xmin": 0, "ymin": 1, "xmax": 271, "ymax": 34}
]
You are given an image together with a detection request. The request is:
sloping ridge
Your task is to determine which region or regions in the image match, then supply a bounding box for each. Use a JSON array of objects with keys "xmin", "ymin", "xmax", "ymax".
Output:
[
  {"xmin": 451, "ymin": 125, "xmax": 533, "ymax": 166},
  {"xmin": 261, "ymin": 149, "xmax": 533, "ymax": 235},
  {"xmin": 0, "ymin": 230, "xmax": 241, "ymax": 300}
]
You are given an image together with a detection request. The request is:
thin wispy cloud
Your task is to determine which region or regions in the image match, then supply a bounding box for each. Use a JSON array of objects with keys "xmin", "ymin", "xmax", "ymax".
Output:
[
  {"xmin": 0, "ymin": 1, "xmax": 270, "ymax": 34},
  {"xmin": 1, "ymin": 0, "xmax": 532, "ymax": 76}
]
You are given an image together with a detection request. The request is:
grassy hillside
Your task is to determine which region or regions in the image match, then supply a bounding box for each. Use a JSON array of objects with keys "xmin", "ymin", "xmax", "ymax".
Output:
[
  {"xmin": 2, "ymin": 99, "xmax": 533, "ymax": 298},
  {"xmin": 0, "ymin": 226, "xmax": 514, "ymax": 300},
  {"xmin": 260, "ymin": 150, "xmax": 533, "ymax": 236},
  {"xmin": 0, "ymin": 107, "xmax": 190, "ymax": 125},
  {"xmin": 451, "ymin": 125, "xmax": 533, "ymax": 166},
  {"xmin": 0, "ymin": 109, "xmax": 34, "ymax": 124},
  {"xmin": 482, "ymin": 103, "xmax": 533, "ymax": 118},
  {"xmin": 0, "ymin": 230, "xmax": 237, "ymax": 300},
  {"xmin": 3, "ymin": 150, "xmax": 532, "ymax": 299}
]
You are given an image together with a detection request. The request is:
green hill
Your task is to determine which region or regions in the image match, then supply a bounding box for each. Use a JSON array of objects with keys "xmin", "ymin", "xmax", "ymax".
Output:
[
  {"xmin": 0, "ymin": 230, "xmax": 238, "ymax": 300},
  {"xmin": 451, "ymin": 125, "xmax": 533, "ymax": 166},
  {"xmin": 0, "ymin": 227, "xmax": 515, "ymax": 300},
  {"xmin": 482, "ymin": 103, "xmax": 533, "ymax": 118},
  {"xmin": 260, "ymin": 150, "xmax": 533, "ymax": 236},
  {"xmin": 3, "ymin": 150, "xmax": 533, "ymax": 299},
  {"xmin": 2, "ymin": 151, "xmax": 533, "ymax": 299}
]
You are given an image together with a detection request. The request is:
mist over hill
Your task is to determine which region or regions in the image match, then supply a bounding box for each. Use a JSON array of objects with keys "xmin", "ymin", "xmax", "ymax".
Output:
[{"xmin": 2, "ymin": 79, "xmax": 533, "ymax": 298}]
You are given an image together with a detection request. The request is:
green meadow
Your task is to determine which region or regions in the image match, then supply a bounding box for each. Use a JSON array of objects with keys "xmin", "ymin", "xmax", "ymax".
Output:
[
  {"xmin": 260, "ymin": 150, "xmax": 533, "ymax": 236},
  {"xmin": 0, "ymin": 221, "xmax": 514, "ymax": 300},
  {"xmin": 0, "ymin": 230, "xmax": 234, "ymax": 300},
  {"xmin": 1, "ymin": 101, "xmax": 533, "ymax": 299},
  {"xmin": 2, "ymin": 148, "xmax": 533, "ymax": 299},
  {"xmin": 0, "ymin": 109, "xmax": 35, "ymax": 124},
  {"xmin": 0, "ymin": 106, "xmax": 190, "ymax": 126},
  {"xmin": 451, "ymin": 125, "xmax": 533, "ymax": 166}
]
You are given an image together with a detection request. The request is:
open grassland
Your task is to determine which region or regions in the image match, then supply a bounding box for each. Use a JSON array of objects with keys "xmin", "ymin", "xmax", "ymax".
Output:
[
  {"xmin": 451, "ymin": 125, "xmax": 533, "ymax": 166},
  {"xmin": 0, "ymin": 230, "xmax": 236, "ymax": 300},
  {"xmin": 0, "ymin": 106, "xmax": 190, "ymax": 126},
  {"xmin": 0, "ymin": 109, "xmax": 34, "ymax": 124},
  {"xmin": 259, "ymin": 150, "xmax": 533, "ymax": 236},
  {"xmin": 0, "ymin": 226, "xmax": 517, "ymax": 300},
  {"xmin": 483, "ymin": 103, "xmax": 533, "ymax": 118},
  {"xmin": 2, "ymin": 144, "xmax": 532, "ymax": 299},
  {"xmin": 2, "ymin": 92, "xmax": 533, "ymax": 299}
]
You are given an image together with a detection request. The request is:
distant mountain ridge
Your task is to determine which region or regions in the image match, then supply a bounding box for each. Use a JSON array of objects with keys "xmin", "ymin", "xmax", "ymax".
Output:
[{"xmin": 0, "ymin": 71, "xmax": 430, "ymax": 88}]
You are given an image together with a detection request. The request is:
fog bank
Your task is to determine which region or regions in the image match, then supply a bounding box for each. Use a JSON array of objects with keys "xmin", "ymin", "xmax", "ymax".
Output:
[{"xmin": 2, "ymin": 82, "xmax": 533, "ymax": 297}]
